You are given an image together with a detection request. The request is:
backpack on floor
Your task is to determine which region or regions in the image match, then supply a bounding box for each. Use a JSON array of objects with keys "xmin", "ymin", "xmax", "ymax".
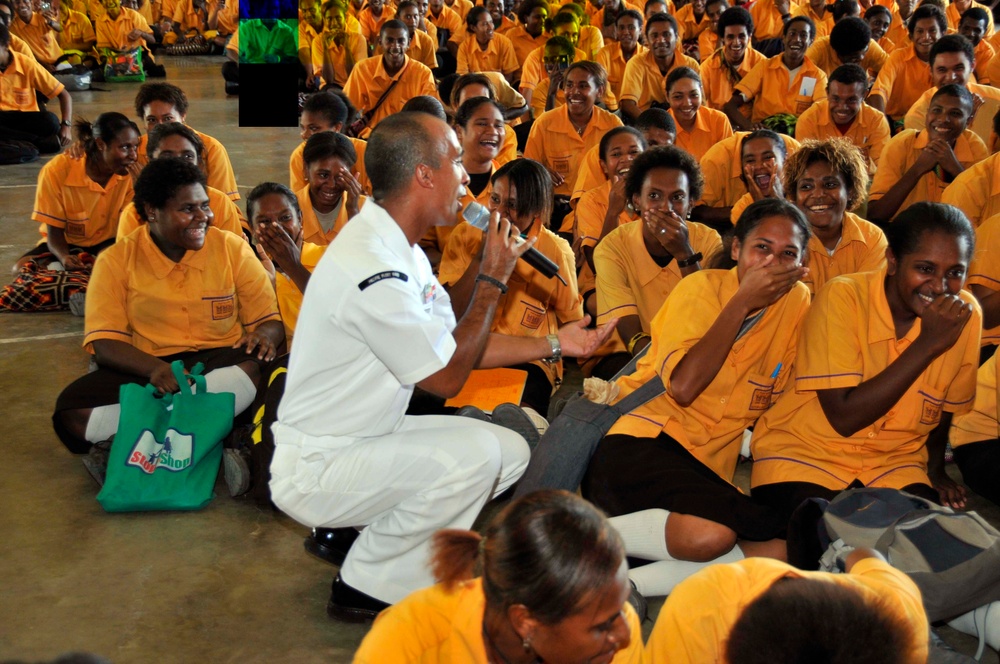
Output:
[{"xmin": 820, "ymin": 488, "xmax": 1000, "ymax": 623}]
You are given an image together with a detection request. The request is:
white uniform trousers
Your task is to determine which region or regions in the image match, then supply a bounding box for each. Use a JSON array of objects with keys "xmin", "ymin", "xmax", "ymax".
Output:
[{"xmin": 270, "ymin": 415, "xmax": 531, "ymax": 603}]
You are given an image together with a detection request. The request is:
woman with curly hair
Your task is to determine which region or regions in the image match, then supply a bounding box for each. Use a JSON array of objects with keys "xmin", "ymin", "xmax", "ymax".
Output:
[{"xmin": 782, "ymin": 137, "xmax": 887, "ymax": 294}]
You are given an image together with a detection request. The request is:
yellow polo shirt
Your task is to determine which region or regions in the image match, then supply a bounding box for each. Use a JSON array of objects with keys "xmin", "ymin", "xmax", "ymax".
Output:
[
  {"xmin": 343, "ymin": 55, "xmax": 439, "ymax": 136},
  {"xmin": 734, "ymin": 53, "xmax": 828, "ymax": 122},
  {"xmin": 795, "ymin": 100, "xmax": 891, "ymax": 175},
  {"xmin": 619, "ymin": 49, "xmax": 701, "ymax": 112},
  {"xmin": 524, "ymin": 104, "xmax": 623, "ymax": 196},
  {"xmin": 699, "ymin": 47, "xmax": 766, "ymax": 117},
  {"xmin": 870, "ymin": 45, "xmax": 932, "ymax": 119}
]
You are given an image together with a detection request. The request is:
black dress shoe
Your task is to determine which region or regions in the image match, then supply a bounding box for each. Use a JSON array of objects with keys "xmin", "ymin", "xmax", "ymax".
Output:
[
  {"xmin": 327, "ymin": 574, "xmax": 389, "ymax": 623},
  {"xmin": 304, "ymin": 527, "xmax": 360, "ymax": 565}
]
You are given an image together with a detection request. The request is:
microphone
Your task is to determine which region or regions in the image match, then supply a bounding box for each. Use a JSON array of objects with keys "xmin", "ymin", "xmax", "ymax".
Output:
[{"xmin": 463, "ymin": 202, "xmax": 566, "ymax": 285}]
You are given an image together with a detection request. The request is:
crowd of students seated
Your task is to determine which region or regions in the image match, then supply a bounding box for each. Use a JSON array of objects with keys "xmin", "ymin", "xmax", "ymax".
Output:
[{"xmin": 11, "ymin": 0, "xmax": 1000, "ymax": 656}]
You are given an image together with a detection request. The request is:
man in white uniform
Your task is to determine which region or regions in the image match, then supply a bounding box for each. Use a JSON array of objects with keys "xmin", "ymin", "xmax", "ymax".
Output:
[{"xmin": 270, "ymin": 113, "xmax": 611, "ymax": 621}]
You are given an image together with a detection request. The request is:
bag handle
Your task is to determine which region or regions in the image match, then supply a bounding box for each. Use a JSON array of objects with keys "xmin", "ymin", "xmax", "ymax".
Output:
[{"xmin": 171, "ymin": 360, "xmax": 207, "ymax": 395}]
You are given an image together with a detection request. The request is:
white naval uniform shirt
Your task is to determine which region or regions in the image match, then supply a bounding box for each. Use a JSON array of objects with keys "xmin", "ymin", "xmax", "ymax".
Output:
[{"xmin": 276, "ymin": 199, "xmax": 458, "ymax": 443}]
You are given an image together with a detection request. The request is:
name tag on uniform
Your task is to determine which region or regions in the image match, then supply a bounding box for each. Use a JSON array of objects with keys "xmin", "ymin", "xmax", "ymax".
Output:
[
  {"xmin": 799, "ymin": 77, "xmax": 817, "ymax": 97},
  {"xmin": 210, "ymin": 295, "xmax": 235, "ymax": 320},
  {"xmin": 358, "ymin": 271, "xmax": 408, "ymax": 291}
]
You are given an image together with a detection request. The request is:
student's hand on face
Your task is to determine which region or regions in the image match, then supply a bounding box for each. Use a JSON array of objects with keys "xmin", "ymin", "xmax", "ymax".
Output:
[
  {"xmin": 339, "ymin": 170, "xmax": 364, "ymax": 216},
  {"xmin": 556, "ymin": 315, "xmax": 620, "ymax": 358},
  {"xmin": 644, "ymin": 207, "xmax": 693, "ymax": 259},
  {"xmin": 743, "ymin": 162, "xmax": 778, "ymax": 201},
  {"xmin": 737, "ymin": 254, "xmax": 809, "ymax": 311},
  {"xmin": 125, "ymin": 159, "xmax": 143, "ymax": 183},
  {"xmin": 930, "ymin": 470, "xmax": 968, "ymax": 510},
  {"xmin": 253, "ymin": 240, "xmax": 276, "ymax": 279},
  {"xmin": 235, "ymin": 329, "xmax": 278, "ymax": 361},
  {"xmin": 916, "ymin": 292, "xmax": 973, "ymax": 356},
  {"xmin": 607, "ymin": 174, "xmax": 628, "ymax": 217},
  {"xmin": 149, "ymin": 361, "xmax": 181, "ymax": 394},
  {"xmin": 256, "ymin": 221, "xmax": 301, "ymax": 272},
  {"xmin": 480, "ymin": 210, "xmax": 534, "ymax": 285}
]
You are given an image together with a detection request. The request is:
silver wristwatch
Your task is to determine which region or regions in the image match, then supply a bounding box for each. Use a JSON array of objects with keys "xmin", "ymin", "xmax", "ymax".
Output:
[{"xmin": 544, "ymin": 333, "xmax": 562, "ymax": 363}]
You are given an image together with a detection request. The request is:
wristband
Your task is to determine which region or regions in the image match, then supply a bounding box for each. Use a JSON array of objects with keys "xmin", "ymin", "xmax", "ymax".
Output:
[
  {"xmin": 627, "ymin": 332, "xmax": 650, "ymax": 355},
  {"xmin": 676, "ymin": 251, "xmax": 703, "ymax": 268},
  {"xmin": 476, "ymin": 273, "xmax": 508, "ymax": 294}
]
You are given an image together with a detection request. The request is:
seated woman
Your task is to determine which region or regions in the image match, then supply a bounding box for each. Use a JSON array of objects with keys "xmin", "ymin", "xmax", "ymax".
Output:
[
  {"xmin": 729, "ymin": 129, "xmax": 788, "ymax": 225},
  {"xmin": 646, "ymin": 549, "xmax": 929, "ymax": 663},
  {"xmin": 421, "ymin": 97, "xmax": 507, "ymax": 268},
  {"xmin": 354, "ymin": 490, "xmax": 644, "ymax": 662},
  {"xmin": 751, "ymin": 202, "xmax": 981, "ymax": 521},
  {"xmin": 582, "ymin": 198, "xmax": 811, "ymax": 599},
  {"xmin": 117, "ymin": 122, "xmax": 245, "ymax": 240},
  {"xmin": 14, "ymin": 112, "xmax": 139, "ymax": 275},
  {"xmin": 449, "ymin": 72, "xmax": 522, "ymax": 164},
  {"xmin": 437, "ymin": 158, "xmax": 585, "ymax": 426},
  {"xmin": 524, "ymin": 61, "xmax": 622, "ymax": 204},
  {"xmin": 966, "ymin": 211, "xmax": 1000, "ymax": 352},
  {"xmin": 455, "ymin": 5, "xmax": 519, "ymax": 83},
  {"xmin": 590, "ymin": 145, "xmax": 722, "ymax": 379},
  {"xmin": 246, "ymin": 182, "xmax": 322, "ymax": 347},
  {"xmin": 666, "ymin": 66, "xmax": 734, "ymax": 160},
  {"xmin": 295, "ymin": 131, "xmax": 365, "ymax": 246},
  {"xmin": 781, "ymin": 137, "xmax": 887, "ymax": 294},
  {"xmin": 53, "ymin": 159, "xmax": 283, "ymax": 458},
  {"xmin": 290, "ymin": 90, "xmax": 368, "ymax": 194}
]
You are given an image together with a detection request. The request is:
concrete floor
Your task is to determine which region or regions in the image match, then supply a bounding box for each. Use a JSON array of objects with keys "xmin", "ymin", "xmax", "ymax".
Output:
[{"xmin": 1, "ymin": 57, "xmax": 998, "ymax": 663}]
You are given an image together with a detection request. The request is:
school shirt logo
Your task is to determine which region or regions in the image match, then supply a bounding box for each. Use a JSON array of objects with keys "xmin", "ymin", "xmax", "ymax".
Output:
[{"xmin": 127, "ymin": 429, "xmax": 194, "ymax": 473}]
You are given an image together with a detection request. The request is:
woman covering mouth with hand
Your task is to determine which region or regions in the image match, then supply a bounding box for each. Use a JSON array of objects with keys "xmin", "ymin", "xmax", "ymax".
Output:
[
  {"xmin": 782, "ymin": 138, "xmax": 887, "ymax": 294},
  {"xmin": 729, "ymin": 129, "xmax": 786, "ymax": 224},
  {"xmin": 294, "ymin": 131, "xmax": 365, "ymax": 247}
]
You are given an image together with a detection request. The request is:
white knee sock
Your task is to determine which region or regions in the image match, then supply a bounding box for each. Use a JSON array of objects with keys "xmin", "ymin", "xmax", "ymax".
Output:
[
  {"xmin": 948, "ymin": 601, "xmax": 1000, "ymax": 657},
  {"xmin": 84, "ymin": 404, "xmax": 121, "ymax": 443},
  {"xmin": 203, "ymin": 365, "xmax": 258, "ymax": 416},
  {"xmin": 609, "ymin": 509, "xmax": 672, "ymax": 561},
  {"xmin": 629, "ymin": 546, "xmax": 745, "ymax": 598}
]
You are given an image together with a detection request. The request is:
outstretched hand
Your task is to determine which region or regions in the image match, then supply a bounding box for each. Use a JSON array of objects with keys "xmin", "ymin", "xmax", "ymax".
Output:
[{"xmin": 556, "ymin": 315, "xmax": 620, "ymax": 358}]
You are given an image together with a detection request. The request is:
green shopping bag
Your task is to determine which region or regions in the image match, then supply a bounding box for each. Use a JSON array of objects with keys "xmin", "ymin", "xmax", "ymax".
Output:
[{"xmin": 97, "ymin": 360, "xmax": 235, "ymax": 512}]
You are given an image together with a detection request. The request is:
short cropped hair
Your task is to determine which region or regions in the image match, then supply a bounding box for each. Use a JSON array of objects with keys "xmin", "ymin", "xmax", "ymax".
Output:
[
  {"xmin": 365, "ymin": 112, "xmax": 446, "ymax": 199},
  {"xmin": 133, "ymin": 159, "xmax": 207, "ymax": 222},
  {"xmin": 929, "ymin": 33, "xmax": 975, "ymax": 67},
  {"xmin": 634, "ymin": 107, "xmax": 676, "ymax": 134},
  {"xmin": 828, "ymin": 62, "xmax": 870, "ymax": 87},
  {"xmin": 830, "ymin": 17, "xmax": 871, "ymax": 56},
  {"xmin": 645, "ymin": 11, "xmax": 678, "ymax": 36}
]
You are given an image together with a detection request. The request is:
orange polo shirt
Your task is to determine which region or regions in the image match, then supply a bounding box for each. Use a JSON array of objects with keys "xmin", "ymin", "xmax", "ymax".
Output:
[
  {"xmin": 0, "ymin": 49, "xmax": 64, "ymax": 112},
  {"xmin": 577, "ymin": 24, "xmax": 605, "ymax": 61},
  {"xmin": 669, "ymin": 106, "xmax": 734, "ymax": 160},
  {"xmin": 697, "ymin": 131, "xmax": 800, "ymax": 207},
  {"xmin": 805, "ymin": 35, "xmax": 888, "ymax": 76},
  {"xmin": 215, "ymin": 0, "xmax": 239, "ymax": 35},
  {"xmin": 967, "ymin": 212, "xmax": 1000, "ymax": 346},
  {"xmin": 8, "ymin": 32, "xmax": 34, "ymax": 58},
  {"xmin": 10, "ymin": 12, "xmax": 63, "ymax": 65},
  {"xmin": 974, "ymin": 38, "xmax": 994, "ymax": 84},
  {"xmin": 750, "ymin": 0, "xmax": 786, "ymax": 41},
  {"xmin": 171, "ymin": 0, "xmax": 207, "ymax": 32},
  {"xmin": 419, "ymin": 163, "xmax": 497, "ymax": 257},
  {"xmin": 885, "ymin": 10, "xmax": 911, "ymax": 50},
  {"xmin": 83, "ymin": 225, "xmax": 281, "ymax": 357},
  {"xmin": 676, "ymin": 2, "xmax": 709, "ymax": 41},
  {"xmin": 735, "ymin": 53, "xmax": 828, "ymax": 122},
  {"xmin": 903, "ymin": 82, "xmax": 1000, "ymax": 132},
  {"xmin": 343, "ymin": 55, "xmax": 438, "ymax": 136},
  {"xmin": 506, "ymin": 25, "xmax": 548, "ymax": 64},
  {"xmin": 699, "ymin": 47, "xmax": 766, "ymax": 118},
  {"xmin": 58, "ymin": 9, "xmax": 95, "ymax": 51},
  {"xmin": 869, "ymin": 128, "xmax": 989, "ymax": 218},
  {"xmin": 116, "ymin": 185, "xmax": 244, "ymax": 241},
  {"xmin": 294, "ymin": 184, "xmax": 365, "ymax": 246},
  {"xmin": 750, "ymin": 269, "xmax": 981, "ymax": 491},
  {"xmin": 646, "ymin": 558, "xmax": 929, "ymax": 664},
  {"xmin": 137, "ymin": 129, "xmax": 240, "ymax": 201},
  {"xmin": 595, "ymin": 219, "xmax": 722, "ymax": 337},
  {"xmin": 524, "ymin": 105, "xmax": 623, "ymax": 196},
  {"xmin": 438, "ymin": 222, "xmax": 583, "ymax": 385},
  {"xmin": 619, "ymin": 49, "xmax": 701, "ymax": 111},
  {"xmin": 607, "ymin": 267, "xmax": 810, "ymax": 482},
  {"xmin": 941, "ymin": 151, "xmax": 1000, "ymax": 227},
  {"xmin": 791, "ymin": 3, "xmax": 835, "ymax": 38},
  {"xmin": 800, "ymin": 211, "xmax": 887, "ymax": 294},
  {"xmin": 298, "ymin": 19, "xmax": 319, "ymax": 54},
  {"xmin": 574, "ymin": 179, "xmax": 638, "ymax": 250},
  {"xmin": 96, "ymin": 7, "xmax": 152, "ymax": 50},
  {"xmin": 795, "ymin": 100, "xmax": 891, "ymax": 175},
  {"xmin": 275, "ymin": 241, "xmax": 326, "ymax": 345},
  {"xmin": 289, "ymin": 136, "xmax": 369, "ymax": 195},
  {"xmin": 879, "ymin": 34, "xmax": 897, "ymax": 54},
  {"xmin": 425, "ymin": 5, "xmax": 463, "ymax": 42},
  {"xmin": 32, "ymin": 153, "xmax": 132, "ymax": 248},
  {"xmin": 946, "ymin": 0, "xmax": 994, "ymax": 35},
  {"xmin": 356, "ymin": 5, "xmax": 389, "ymax": 44},
  {"xmin": 446, "ymin": 0, "xmax": 473, "ymax": 19},
  {"xmin": 950, "ymin": 353, "xmax": 999, "ymax": 446},
  {"xmin": 456, "ymin": 32, "xmax": 519, "ymax": 75},
  {"xmin": 870, "ymin": 45, "xmax": 931, "ymax": 119},
  {"xmin": 596, "ymin": 41, "xmax": 648, "ymax": 102},
  {"xmin": 355, "ymin": 578, "xmax": 646, "ymax": 664},
  {"xmin": 312, "ymin": 31, "xmax": 371, "ymax": 86}
]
